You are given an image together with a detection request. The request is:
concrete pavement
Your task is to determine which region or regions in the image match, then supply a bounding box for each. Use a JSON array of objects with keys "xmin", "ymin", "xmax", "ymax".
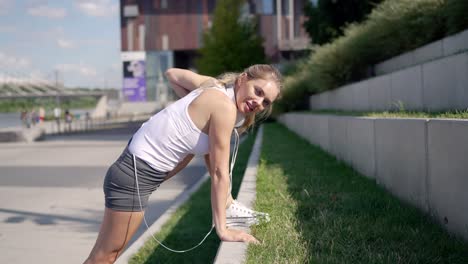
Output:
[{"xmin": 0, "ymin": 127, "xmax": 207, "ymax": 264}]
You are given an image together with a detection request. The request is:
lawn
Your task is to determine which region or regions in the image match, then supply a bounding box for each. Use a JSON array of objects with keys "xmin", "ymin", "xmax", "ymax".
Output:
[{"xmin": 247, "ymin": 123, "xmax": 468, "ymax": 264}]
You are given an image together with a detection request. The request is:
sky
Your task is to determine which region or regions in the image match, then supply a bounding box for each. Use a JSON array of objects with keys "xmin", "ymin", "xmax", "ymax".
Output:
[{"xmin": 0, "ymin": 0, "xmax": 122, "ymax": 89}]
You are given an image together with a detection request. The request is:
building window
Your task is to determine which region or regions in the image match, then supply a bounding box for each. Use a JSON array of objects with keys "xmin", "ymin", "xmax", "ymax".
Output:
[
  {"xmin": 161, "ymin": 0, "xmax": 168, "ymax": 9},
  {"xmin": 162, "ymin": 34, "xmax": 169, "ymax": 50},
  {"xmin": 282, "ymin": 0, "xmax": 289, "ymax": 15},
  {"xmin": 261, "ymin": 0, "xmax": 274, "ymax": 14},
  {"xmin": 123, "ymin": 5, "xmax": 138, "ymax": 17},
  {"xmin": 139, "ymin": 24, "xmax": 145, "ymax": 50},
  {"xmin": 127, "ymin": 21, "xmax": 134, "ymax": 51}
]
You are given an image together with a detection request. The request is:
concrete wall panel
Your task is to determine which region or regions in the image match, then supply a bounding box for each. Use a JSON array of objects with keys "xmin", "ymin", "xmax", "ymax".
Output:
[
  {"xmin": 278, "ymin": 114, "xmax": 294, "ymax": 134},
  {"xmin": 310, "ymin": 115, "xmax": 330, "ymax": 152},
  {"xmin": 413, "ymin": 40, "xmax": 443, "ymax": 65},
  {"xmin": 332, "ymin": 86, "xmax": 353, "ymax": 110},
  {"xmin": 422, "ymin": 53, "xmax": 468, "ymax": 111},
  {"xmin": 427, "ymin": 119, "xmax": 468, "ymax": 240},
  {"xmin": 318, "ymin": 92, "xmax": 330, "ymax": 109},
  {"xmin": 310, "ymin": 92, "xmax": 329, "ymax": 110},
  {"xmin": 375, "ymin": 51, "xmax": 414, "ymax": 75},
  {"xmin": 375, "ymin": 119, "xmax": 428, "ymax": 212},
  {"xmin": 293, "ymin": 114, "xmax": 310, "ymax": 141},
  {"xmin": 368, "ymin": 75, "xmax": 392, "ymax": 111},
  {"xmin": 328, "ymin": 116, "xmax": 349, "ymax": 162},
  {"xmin": 375, "ymin": 29, "xmax": 468, "ymax": 75},
  {"xmin": 281, "ymin": 114, "xmax": 306, "ymax": 140},
  {"xmin": 309, "ymin": 95, "xmax": 320, "ymax": 110},
  {"xmin": 347, "ymin": 118, "xmax": 376, "ymax": 179},
  {"xmin": 390, "ymin": 66, "xmax": 423, "ymax": 110},
  {"xmin": 443, "ymin": 29, "xmax": 468, "ymax": 56},
  {"xmin": 279, "ymin": 114, "xmax": 329, "ymax": 152},
  {"xmin": 351, "ymin": 82, "xmax": 370, "ymax": 111},
  {"xmin": 455, "ymin": 53, "xmax": 468, "ymax": 109},
  {"xmin": 328, "ymin": 90, "xmax": 340, "ymax": 109}
]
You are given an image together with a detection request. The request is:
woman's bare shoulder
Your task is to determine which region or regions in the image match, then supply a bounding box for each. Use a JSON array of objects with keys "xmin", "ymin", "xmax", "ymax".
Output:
[{"xmin": 196, "ymin": 89, "xmax": 236, "ymax": 114}]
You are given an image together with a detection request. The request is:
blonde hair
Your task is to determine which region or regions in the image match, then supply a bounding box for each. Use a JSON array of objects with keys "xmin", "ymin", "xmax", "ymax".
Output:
[{"xmin": 216, "ymin": 64, "xmax": 282, "ymax": 134}]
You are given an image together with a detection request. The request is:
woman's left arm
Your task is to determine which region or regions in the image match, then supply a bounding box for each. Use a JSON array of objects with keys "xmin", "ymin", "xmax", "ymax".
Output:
[
  {"xmin": 207, "ymin": 98, "xmax": 236, "ymax": 238},
  {"xmin": 165, "ymin": 68, "xmax": 214, "ymax": 98},
  {"xmin": 208, "ymin": 99, "xmax": 258, "ymax": 243}
]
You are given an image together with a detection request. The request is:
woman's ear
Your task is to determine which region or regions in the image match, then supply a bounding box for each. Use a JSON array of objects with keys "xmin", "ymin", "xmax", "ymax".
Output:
[{"xmin": 238, "ymin": 72, "xmax": 248, "ymax": 84}]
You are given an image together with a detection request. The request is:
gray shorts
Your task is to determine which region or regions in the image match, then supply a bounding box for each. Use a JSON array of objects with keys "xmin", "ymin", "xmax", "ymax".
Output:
[{"xmin": 103, "ymin": 147, "xmax": 168, "ymax": 212}]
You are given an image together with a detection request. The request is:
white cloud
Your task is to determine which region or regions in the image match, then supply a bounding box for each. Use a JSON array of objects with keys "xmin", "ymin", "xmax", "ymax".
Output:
[
  {"xmin": 0, "ymin": 52, "xmax": 32, "ymax": 70},
  {"xmin": 27, "ymin": 5, "xmax": 67, "ymax": 19},
  {"xmin": 55, "ymin": 63, "xmax": 97, "ymax": 77},
  {"xmin": 74, "ymin": 0, "xmax": 118, "ymax": 17},
  {"xmin": 57, "ymin": 38, "xmax": 74, "ymax": 48}
]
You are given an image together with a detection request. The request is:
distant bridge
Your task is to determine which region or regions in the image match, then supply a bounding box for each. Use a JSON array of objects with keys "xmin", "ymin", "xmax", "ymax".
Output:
[{"xmin": 0, "ymin": 77, "xmax": 105, "ymax": 100}]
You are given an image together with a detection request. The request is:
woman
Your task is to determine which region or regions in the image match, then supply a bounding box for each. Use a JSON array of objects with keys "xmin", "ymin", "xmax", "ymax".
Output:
[{"xmin": 84, "ymin": 64, "xmax": 282, "ymax": 264}]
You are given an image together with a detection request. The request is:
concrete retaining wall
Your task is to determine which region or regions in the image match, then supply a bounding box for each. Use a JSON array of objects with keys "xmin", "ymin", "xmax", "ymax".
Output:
[
  {"xmin": 278, "ymin": 113, "xmax": 468, "ymax": 241},
  {"xmin": 427, "ymin": 120, "xmax": 468, "ymax": 238},
  {"xmin": 309, "ymin": 52, "xmax": 468, "ymax": 111},
  {"xmin": 347, "ymin": 117, "xmax": 376, "ymax": 179},
  {"xmin": 374, "ymin": 119, "xmax": 428, "ymax": 212},
  {"xmin": 375, "ymin": 29, "xmax": 468, "ymax": 75}
]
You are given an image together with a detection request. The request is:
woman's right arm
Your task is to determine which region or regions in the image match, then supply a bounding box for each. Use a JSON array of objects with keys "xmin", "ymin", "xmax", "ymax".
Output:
[
  {"xmin": 165, "ymin": 68, "xmax": 214, "ymax": 98},
  {"xmin": 207, "ymin": 95, "xmax": 258, "ymax": 244}
]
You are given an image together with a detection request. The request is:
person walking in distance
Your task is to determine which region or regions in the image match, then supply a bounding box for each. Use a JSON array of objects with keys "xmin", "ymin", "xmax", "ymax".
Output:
[{"xmin": 54, "ymin": 106, "xmax": 61, "ymax": 132}]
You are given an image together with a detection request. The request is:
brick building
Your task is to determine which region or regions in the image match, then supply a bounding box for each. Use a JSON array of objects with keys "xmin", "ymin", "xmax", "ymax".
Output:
[{"xmin": 120, "ymin": 0, "xmax": 310, "ymax": 102}]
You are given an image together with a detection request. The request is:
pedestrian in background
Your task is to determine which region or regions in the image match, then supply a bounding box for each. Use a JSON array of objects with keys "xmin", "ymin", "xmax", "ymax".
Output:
[
  {"xmin": 39, "ymin": 107, "xmax": 45, "ymax": 123},
  {"xmin": 64, "ymin": 109, "xmax": 73, "ymax": 132},
  {"xmin": 54, "ymin": 107, "xmax": 61, "ymax": 132}
]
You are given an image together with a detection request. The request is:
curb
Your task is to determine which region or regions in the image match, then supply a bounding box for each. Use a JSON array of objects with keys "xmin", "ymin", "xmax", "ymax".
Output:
[
  {"xmin": 214, "ymin": 125, "xmax": 264, "ymax": 264},
  {"xmin": 115, "ymin": 172, "xmax": 210, "ymax": 264}
]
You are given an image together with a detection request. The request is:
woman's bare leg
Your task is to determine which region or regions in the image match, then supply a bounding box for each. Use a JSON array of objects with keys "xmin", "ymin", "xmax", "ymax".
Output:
[
  {"xmin": 84, "ymin": 207, "xmax": 143, "ymax": 264},
  {"xmin": 226, "ymin": 194, "xmax": 234, "ymax": 207}
]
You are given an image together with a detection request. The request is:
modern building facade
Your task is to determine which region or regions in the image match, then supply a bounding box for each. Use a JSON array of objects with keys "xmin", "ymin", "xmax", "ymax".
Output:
[{"xmin": 120, "ymin": 0, "xmax": 310, "ymax": 102}]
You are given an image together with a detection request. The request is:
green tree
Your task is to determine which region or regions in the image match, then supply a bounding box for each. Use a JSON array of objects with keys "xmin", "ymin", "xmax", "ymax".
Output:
[
  {"xmin": 304, "ymin": 0, "xmax": 383, "ymax": 45},
  {"xmin": 196, "ymin": 0, "xmax": 266, "ymax": 76}
]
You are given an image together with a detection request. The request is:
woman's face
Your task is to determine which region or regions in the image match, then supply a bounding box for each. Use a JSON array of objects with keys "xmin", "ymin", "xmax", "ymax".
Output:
[{"xmin": 236, "ymin": 75, "xmax": 280, "ymax": 114}]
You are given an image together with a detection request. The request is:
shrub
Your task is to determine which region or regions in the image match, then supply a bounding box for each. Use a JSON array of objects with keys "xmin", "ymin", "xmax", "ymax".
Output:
[{"xmin": 278, "ymin": 0, "xmax": 468, "ymax": 113}]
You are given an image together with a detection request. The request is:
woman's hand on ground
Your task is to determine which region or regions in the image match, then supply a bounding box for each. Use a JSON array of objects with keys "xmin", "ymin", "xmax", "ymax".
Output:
[{"xmin": 219, "ymin": 229, "xmax": 260, "ymax": 244}]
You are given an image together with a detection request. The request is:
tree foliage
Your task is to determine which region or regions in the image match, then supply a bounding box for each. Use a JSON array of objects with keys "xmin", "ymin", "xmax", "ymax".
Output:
[
  {"xmin": 303, "ymin": 0, "xmax": 383, "ymax": 45},
  {"xmin": 196, "ymin": 0, "xmax": 266, "ymax": 76}
]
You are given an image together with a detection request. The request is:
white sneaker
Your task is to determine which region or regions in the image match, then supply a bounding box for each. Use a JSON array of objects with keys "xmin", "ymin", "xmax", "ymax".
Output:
[{"xmin": 225, "ymin": 200, "xmax": 270, "ymax": 228}]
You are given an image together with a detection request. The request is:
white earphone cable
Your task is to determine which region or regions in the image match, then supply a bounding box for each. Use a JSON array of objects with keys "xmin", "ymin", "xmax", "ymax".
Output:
[{"xmin": 132, "ymin": 128, "xmax": 240, "ymax": 253}]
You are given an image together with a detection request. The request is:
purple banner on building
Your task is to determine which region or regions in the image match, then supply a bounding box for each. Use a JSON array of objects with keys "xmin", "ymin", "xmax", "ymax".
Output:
[{"xmin": 123, "ymin": 60, "xmax": 146, "ymax": 102}]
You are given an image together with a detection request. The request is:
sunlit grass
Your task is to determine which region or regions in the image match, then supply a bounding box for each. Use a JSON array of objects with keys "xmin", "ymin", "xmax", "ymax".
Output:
[{"xmin": 247, "ymin": 123, "xmax": 468, "ymax": 263}]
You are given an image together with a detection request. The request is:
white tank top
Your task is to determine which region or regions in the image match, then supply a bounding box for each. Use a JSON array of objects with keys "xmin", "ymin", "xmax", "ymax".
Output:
[{"xmin": 128, "ymin": 84, "xmax": 245, "ymax": 172}]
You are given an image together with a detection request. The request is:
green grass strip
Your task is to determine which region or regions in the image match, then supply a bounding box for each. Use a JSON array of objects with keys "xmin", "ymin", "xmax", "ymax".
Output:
[
  {"xmin": 307, "ymin": 109, "xmax": 468, "ymax": 119},
  {"xmin": 247, "ymin": 123, "xmax": 468, "ymax": 263},
  {"xmin": 130, "ymin": 129, "xmax": 257, "ymax": 264}
]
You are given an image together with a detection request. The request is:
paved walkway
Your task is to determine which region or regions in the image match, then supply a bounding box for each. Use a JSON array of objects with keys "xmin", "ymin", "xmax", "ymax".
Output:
[{"xmin": 0, "ymin": 128, "xmax": 206, "ymax": 264}]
